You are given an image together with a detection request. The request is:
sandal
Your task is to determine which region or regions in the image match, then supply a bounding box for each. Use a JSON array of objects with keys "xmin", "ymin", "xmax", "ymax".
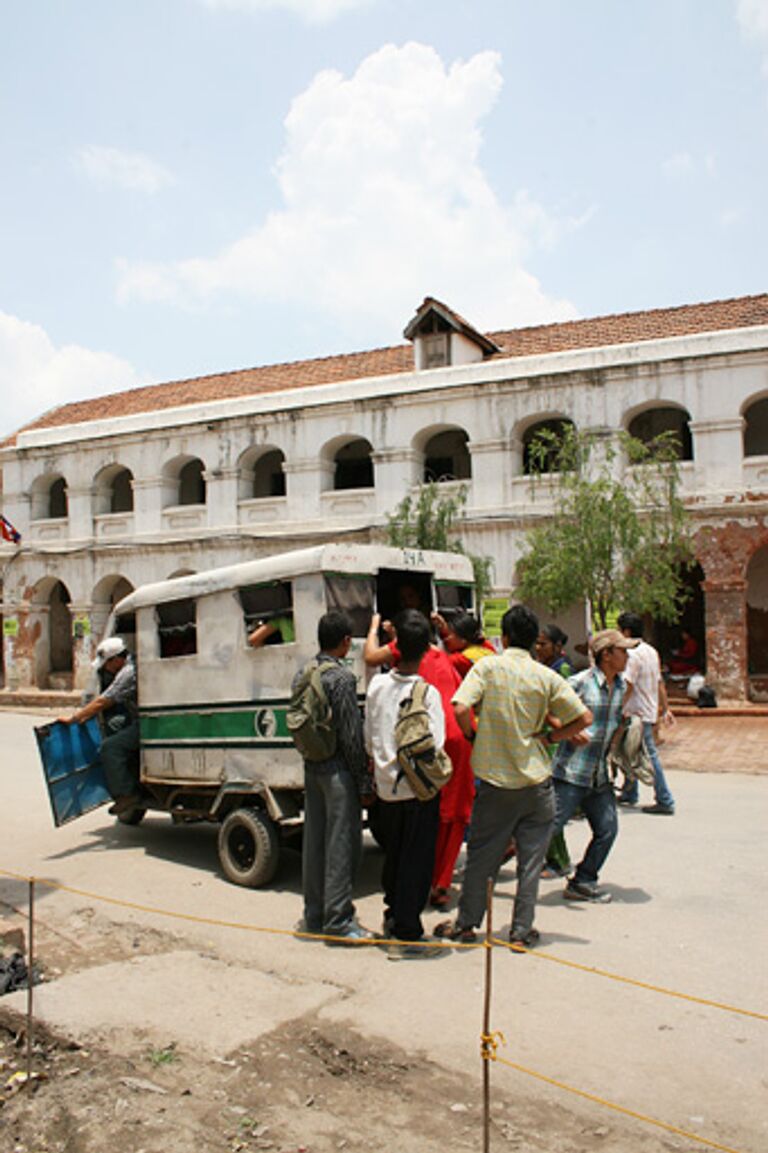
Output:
[
  {"xmin": 434, "ymin": 919, "xmax": 477, "ymax": 943},
  {"xmin": 508, "ymin": 927, "xmax": 540, "ymax": 953}
]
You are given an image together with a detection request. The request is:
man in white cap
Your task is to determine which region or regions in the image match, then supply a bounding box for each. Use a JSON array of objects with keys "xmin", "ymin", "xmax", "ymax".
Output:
[
  {"xmin": 549, "ymin": 628, "xmax": 639, "ymax": 904},
  {"xmin": 58, "ymin": 637, "xmax": 141, "ymax": 816}
]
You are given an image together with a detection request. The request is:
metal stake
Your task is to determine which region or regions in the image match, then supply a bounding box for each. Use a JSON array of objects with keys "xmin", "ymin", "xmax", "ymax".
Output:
[
  {"xmin": 26, "ymin": 877, "xmax": 35, "ymax": 1088},
  {"xmin": 482, "ymin": 876, "xmax": 494, "ymax": 1153}
]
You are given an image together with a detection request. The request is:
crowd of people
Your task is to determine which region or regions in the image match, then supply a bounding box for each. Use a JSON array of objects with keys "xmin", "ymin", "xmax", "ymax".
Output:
[
  {"xmin": 60, "ymin": 595, "xmax": 677, "ymax": 961},
  {"xmin": 295, "ymin": 600, "xmax": 677, "ymax": 960}
]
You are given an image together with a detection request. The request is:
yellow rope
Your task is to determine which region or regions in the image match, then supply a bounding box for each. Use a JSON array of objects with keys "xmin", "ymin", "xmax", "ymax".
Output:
[
  {"xmin": 490, "ymin": 1050, "xmax": 747, "ymax": 1153},
  {"xmin": 489, "ymin": 936, "xmax": 768, "ymax": 1023},
  {"xmin": 1, "ymin": 868, "xmax": 765, "ymax": 1018}
]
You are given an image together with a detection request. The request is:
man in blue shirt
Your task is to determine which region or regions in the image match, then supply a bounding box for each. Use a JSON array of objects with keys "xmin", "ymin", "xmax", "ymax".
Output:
[{"xmin": 551, "ymin": 629, "xmax": 639, "ymax": 904}]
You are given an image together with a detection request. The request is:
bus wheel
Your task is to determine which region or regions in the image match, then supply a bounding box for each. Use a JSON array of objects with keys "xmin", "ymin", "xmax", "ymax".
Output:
[{"xmin": 218, "ymin": 807, "xmax": 279, "ymax": 888}]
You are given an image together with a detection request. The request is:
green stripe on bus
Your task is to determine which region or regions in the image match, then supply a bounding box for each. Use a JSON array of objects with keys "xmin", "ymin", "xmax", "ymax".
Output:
[{"xmin": 141, "ymin": 705, "xmax": 291, "ymax": 743}]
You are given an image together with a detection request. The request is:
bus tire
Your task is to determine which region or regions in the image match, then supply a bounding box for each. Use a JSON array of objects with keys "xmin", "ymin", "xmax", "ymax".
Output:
[{"xmin": 218, "ymin": 807, "xmax": 279, "ymax": 888}]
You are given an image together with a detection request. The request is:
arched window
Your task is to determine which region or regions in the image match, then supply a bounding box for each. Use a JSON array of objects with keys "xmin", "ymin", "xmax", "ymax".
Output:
[
  {"xmin": 744, "ymin": 398, "xmax": 768, "ymax": 457},
  {"xmin": 48, "ymin": 478, "xmax": 68, "ymax": 518},
  {"xmin": 110, "ymin": 468, "xmax": 134, "ymax": 512},
  {"xmin": 178, "ymin": 459, "xmax": 206, "ymax": 505},
  {"xmin": 253, "ymin": 449, "xmax": 286, "ymax": 498},
  {"xmin": 334, "ymin": 439, "xmax": 374, "ymax": 490},
  {"xmin": 628, "ymin": 406, "xmax": 693, "ymax": 461},
  {"xmin": 423, "ymin": 429, "xmax": 471, "ymax": 482},
  {"xmin": 522, "ymin": 418, "xmax": 574, "ymax": 475}
]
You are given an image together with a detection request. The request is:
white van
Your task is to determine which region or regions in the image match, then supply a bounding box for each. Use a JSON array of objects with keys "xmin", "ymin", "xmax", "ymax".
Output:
[{"xmin": 92, "ymin": 543, "xmax": 475, "ymax": 886}]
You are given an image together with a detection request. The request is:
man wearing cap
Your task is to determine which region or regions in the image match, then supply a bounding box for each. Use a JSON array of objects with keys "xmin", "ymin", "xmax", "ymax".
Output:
[
  {"xmin": 58, "ymin": 638, "xmax": 141, "ymax": 816},
  {"xmin": 550, "ymin": 629, "xmax": 639, "ymax": 904}
]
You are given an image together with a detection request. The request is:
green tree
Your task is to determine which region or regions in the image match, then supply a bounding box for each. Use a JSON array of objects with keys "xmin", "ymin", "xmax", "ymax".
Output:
[
  {"xmin": 385, "ymin": 481, "xmax": 493, "ymax": 602},
  {"xmin": 515, "ymin": 426, "xmax": 694, "ymax": 629}
]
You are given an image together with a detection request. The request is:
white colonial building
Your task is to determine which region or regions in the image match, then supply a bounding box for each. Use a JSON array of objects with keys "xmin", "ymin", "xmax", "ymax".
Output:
[{"xmin": 2, "ymin": 295, "xmax": 768, "ymax": 699}]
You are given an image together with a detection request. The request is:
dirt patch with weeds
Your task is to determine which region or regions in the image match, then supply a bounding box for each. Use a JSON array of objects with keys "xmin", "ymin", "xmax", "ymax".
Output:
[
  {"xmin": 0, "ymin": 913, "xmax": 676, "ymax": 1152},
  {"xmin": 0, "ymin": 1008, "xmax": 677, "ymax": 1153}
]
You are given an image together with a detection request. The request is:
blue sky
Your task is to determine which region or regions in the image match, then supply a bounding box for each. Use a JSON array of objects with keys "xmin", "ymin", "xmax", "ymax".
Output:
[{"xmin": 1, "ymin": 0, "xmax": 767, "ymax": 436}]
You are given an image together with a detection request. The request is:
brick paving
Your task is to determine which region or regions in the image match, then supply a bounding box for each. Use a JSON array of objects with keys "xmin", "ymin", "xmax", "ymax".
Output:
[{"xmin": 659, "ymin": 714, "xmax": 768, "ymax": 774}]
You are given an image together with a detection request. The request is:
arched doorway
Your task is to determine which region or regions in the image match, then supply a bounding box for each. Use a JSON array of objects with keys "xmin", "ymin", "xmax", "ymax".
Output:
[
  {"xmin": 651, "ymin": 563, "xmax": 706, "ymax": 679},
  {"xmin": 31, "ymin": 578, "xmax": 73, "ymax": 690}
]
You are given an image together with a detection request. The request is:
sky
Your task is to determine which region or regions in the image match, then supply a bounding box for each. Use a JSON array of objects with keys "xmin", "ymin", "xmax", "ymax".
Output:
[{"xmin": 1, "ymin": 0, "xmax": 768, "ymax": 438}]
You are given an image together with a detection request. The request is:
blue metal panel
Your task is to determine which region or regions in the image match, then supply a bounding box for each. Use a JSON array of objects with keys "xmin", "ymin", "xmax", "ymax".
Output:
[{"xmin": 35, "ymin": 719, "xmax": 110, "ymax": 827}]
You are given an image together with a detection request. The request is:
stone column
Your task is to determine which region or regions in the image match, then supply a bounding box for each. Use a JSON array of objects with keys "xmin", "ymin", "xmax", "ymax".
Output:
[
  {"xmin": 467, "ymin": 439, "xmax": 508, "ymax": 510},
  {"xmin": 689, "ymin": 418, "xmax": 744, "ymax": 494},
  {"xmin": 283, "ymin": 457, "xmax": 331, "ymax": 521},
  {"xmin": 69, "ymin": 603, "xmax": 97, "ymax": 692},
  {"xmin": 371, "ymin": 449, "xmax": 420, "ymax": 516},
  {"xmin": 65, "ymin": 484, "xmax": 95, "ymax": 543},
  {"xmin": 204, "ymin": 466, "xmax": 239, "ymax": 531},
  {"xmin": 1, "ymin": 601, "xmax": 30, "ymax": 690},
  {"xmin": 701, "ymin": 579, "xmax": 748, "ymax": 701},
  {"xmin": 132, "ymin": 475, "xmax": 164, "ymax": 535}
]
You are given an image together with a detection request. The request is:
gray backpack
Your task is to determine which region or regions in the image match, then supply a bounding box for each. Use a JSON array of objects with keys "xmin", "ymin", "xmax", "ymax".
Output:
[
  {"xmin": 393, "ymin": 679, "xmax": 453, "ymax": 801},
  {"xmin": 287, "ymin": 659, "xmax": 337, "ymax": 761}
]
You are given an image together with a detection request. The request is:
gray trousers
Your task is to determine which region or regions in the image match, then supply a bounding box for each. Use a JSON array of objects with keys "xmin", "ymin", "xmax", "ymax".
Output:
[
  {"xmin": 302, "ymin": 764, "xmax": 362, "ymax": 934},
  {"xmin": 458, "ymin": 777, "xmax": 555, "ymax": 937}
]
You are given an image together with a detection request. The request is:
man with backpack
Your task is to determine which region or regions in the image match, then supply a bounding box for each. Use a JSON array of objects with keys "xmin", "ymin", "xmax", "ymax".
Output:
[
  {"xmin": 290, "ymin": 611, "xmax": 372, "ymax": 943},
  {"xmin": 364, "ymin": 610, "xmax": 449, "ymax": 960}
]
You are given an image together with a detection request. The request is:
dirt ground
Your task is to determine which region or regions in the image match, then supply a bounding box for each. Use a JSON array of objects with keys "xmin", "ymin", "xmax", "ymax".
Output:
[{"xmin": 0, "ymin": 912, "xmax": 674, "ymax": 1153}]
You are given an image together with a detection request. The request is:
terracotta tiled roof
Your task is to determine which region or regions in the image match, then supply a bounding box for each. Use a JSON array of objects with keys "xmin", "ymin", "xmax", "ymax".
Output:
[{"xmin": 8, "ymin": 293, "xmax": 768, "ymax": 443}]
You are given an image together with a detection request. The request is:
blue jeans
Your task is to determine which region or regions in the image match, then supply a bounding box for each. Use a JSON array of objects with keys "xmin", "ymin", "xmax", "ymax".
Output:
[
  {"xmin": 620, "ymin": 722, "xmax": 675, "ymax": 808},
  {"xmin": 553, "ymin": 779, "xmax": 617, "ymax": 886},
  {"xmin": 302, "ymin": 764, "xmax": 362, "ymax": 934}
]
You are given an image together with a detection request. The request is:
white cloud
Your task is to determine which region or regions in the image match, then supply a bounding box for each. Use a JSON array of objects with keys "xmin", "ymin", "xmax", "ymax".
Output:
[
  {"xmin": 76, "ymin": 146, "xmax": 174, "ymax": 193},
  {"xmin": 737, "ymin": 0, "xmax": 768, "ymax": 75},
  {"xmin": 663, "ymin": 151, "xmax": 694, "ymax": 176},
  {"xmin": 200, "ymin": 0, "xmax": 373, "ymax": 23},
  {"xmin": 737, "ymin": 0, "xmax": 768, "ymax": 39},
  {"xmin": 117, "ymin": 42, "xmax": 579, "ymax": 335},
  {"xmin": 0, "ymin": 312, "xmax": 142, "ymax": 438}
]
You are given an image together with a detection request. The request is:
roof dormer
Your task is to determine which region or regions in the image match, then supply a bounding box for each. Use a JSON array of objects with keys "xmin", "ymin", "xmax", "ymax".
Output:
[{"xmin": 404, "ymin": 297, "xmax": 501, "ymax": 371}]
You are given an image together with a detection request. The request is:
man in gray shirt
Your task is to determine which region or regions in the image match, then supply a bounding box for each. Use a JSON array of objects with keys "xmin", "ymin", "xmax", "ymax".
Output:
[{"xmin": 59, "ymin": 637, "xmax": 141, "ymax": 816}]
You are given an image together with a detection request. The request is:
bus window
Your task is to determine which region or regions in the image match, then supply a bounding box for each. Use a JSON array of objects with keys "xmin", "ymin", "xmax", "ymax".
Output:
[
  {"xmin": 434, "ymin": 581, "xmax": 474, "ymax": 624},
  {"xmin": 375, "ymin": 569, "xmax": 433, "ymax": 625},
  {"xmin": 238, "ymin": 582, "xmax": 295, "ymax": 647},
  {"xmin": 157, "ymin": 598, "xmax": 197, "ymax": 658},
  {"xmin": 324, "ymin": 574, "xmax": 375, "ymax": 637}
]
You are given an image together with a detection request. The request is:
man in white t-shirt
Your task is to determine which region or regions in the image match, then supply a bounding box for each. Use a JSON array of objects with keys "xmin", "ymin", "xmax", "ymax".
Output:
[
  {"xmin": 364, "ymin": 610, "xmax": 448, "ymax": 960},
  {"xmin": 617, "ymin": 613, "xmax": 676, "ymax": 815}
]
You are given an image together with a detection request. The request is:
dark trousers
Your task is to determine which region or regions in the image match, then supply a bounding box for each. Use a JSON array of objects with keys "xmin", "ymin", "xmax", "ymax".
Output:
[
  {"xmin": 553, "ymin": 779, "xmax": 618, "ymax": 885},
  {"xmin": 377, "ymin": 795, "xmax": 440, "ymax": 941},
  {"xmin": 100, "ymin": 720, "xmax": 140, "ymax": 800}
]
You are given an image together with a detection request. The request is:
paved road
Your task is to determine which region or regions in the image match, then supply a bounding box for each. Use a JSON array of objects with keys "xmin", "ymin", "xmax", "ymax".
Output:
[{"xmin": 1, "ymin": 709, "xmax": 766, "ymax": 1152}]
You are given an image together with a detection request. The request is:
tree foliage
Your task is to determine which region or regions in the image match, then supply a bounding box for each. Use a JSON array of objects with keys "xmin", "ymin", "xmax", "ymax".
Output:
[
  {"xmin": 515, "ymin": 426, "xmax": 694, "ymax": 629},
  {"xmin": 385, "ymin": 482, "xmax": 493, "ymax": 602}
]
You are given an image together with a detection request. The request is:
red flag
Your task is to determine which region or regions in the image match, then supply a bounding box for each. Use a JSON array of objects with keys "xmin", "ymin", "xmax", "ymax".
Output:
[{"xmin": 1, "ymin": 515, "xmax": 21, "ymax": 544}]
